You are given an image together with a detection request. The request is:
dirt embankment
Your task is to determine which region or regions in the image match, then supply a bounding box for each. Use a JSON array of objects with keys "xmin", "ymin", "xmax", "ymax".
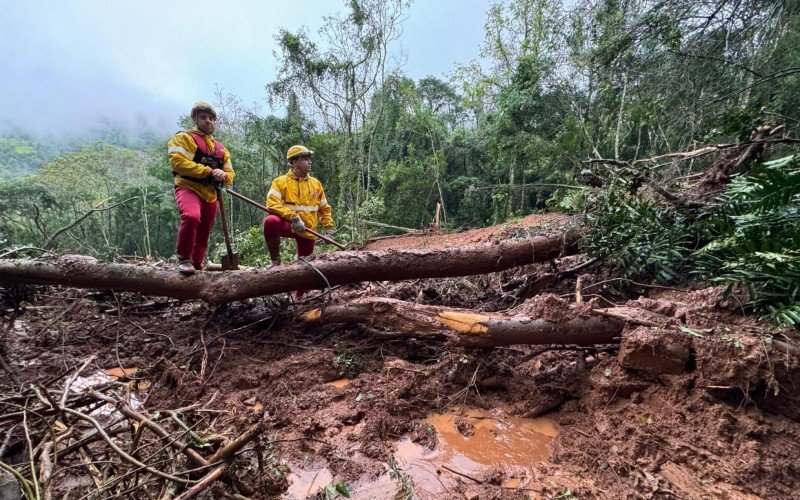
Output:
[
  {"xmin": 362, "ymin": 213, "xmax": 578, "ymax": 251},
  {"xmin": 1, "ymin": 215, "xmax": 799, "ymax": 499}
]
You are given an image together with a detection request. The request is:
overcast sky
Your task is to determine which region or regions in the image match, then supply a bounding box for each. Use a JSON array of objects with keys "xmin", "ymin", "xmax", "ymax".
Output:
[{"xmin": 1, "ymin": 1, "xmax": 489, "ymax": 138}]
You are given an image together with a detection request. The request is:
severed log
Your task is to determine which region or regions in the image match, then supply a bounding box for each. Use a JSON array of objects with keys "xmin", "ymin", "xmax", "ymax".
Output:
[
  {"xmin": 303, "ymin": 297, "xmax": 625, "ymax": 347},
  {"xmin": 0, "ymin": 231, "xmax": 582, "ymax": 305}
]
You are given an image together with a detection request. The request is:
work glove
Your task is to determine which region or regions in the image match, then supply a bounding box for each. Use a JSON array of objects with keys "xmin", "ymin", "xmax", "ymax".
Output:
[
  {"xmin": 210, "ymin": 168, "xmax": 227, "ymax": 183},
  {"xmin": 290, "ymin": 215, "xmax": 306, "ymax": 234}
]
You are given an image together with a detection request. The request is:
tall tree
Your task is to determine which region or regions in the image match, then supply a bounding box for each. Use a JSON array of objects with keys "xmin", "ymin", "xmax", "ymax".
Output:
[{"xmin": 269, "ymin": 0, "xmax": 409, "ymax": 228}]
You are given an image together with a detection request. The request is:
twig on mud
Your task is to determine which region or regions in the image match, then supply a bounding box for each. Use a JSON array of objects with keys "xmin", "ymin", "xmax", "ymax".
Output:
[
  {"xmin": 593, "ymin": 309, "xmax": 663, "ymax": 328},
  {"xmin": 33, "ymin": 298, "xmax": 84, "ymax": 338},
  {"xmin": 0, "ymin": 353, "xmax": 20, "ymax": 387},
  {"xmin": 440, "ymin": 464, "xmax": 483, "ymax": 483},
  {"xmin": 173, "ymin": 390, "xmax": 220, "ymax": 414},
  {"xmin": 39, "ymin": 441, "xmax": 54, "ymax": 500},
  {"xmin": 22, "ymin": 405, "xmax": 41, "ymax": 499},
  {"xmin": 560, "ymin": 257, "xmax": 599, "ymax": 277},
  {"xmin": 583, "ymin": 277, "xmax": 688, "ymax": 293},
  {"xmin": 78, "ymin": 446, "xmax": 104, "ymax": 488},
  {"xmin": 60, "ymin": 355, "xmax": 96, "ymax": 406},
  {"xmin": 59, "ymin": 405, "xmax": 190, "ymax": 484},
  {"xmin": 222, "ymin": 314, "xmax": 279, "ymax": 336},
  {"xmin": 207, "ymin": 338, "xmax": 226, "ymax": 381},
  {"xmin": 0, "ymin": 461, "xmax": 35, "ymax": 500},
  {"xmin": 55, "ymin": 417, "xmax": 127, "ymax": 458},
  {"xmin": 447, "ymin": 361, "xmax": 485, "ymax": 406},
  {"xmin": 200, "ymin": 328, "xmax": 209, "ymax": 382},
  {"xmin": 169, "ymin": 411, "xmax": 206, "ymax": 447},
  {"xmin": 124, "ymin": 317, "xmax": 176, "ymax": 349},
  {"xmin": 0, "ymin": 425, "xmax": 17, "ymax": 459},
  {"xmin": 174, "ymin": 462, "xmax": 229, "ymax": 500},
  {"xmin": 215, "ymin": 490, "xmax": 252, "ymax": 500},
  {"xmin": 88, "ymin": 392, "xmax": 211, "ymax": 470},
  {"xmin": 281, "ymin": 380, "xmax": 298, "ymax": 402}
]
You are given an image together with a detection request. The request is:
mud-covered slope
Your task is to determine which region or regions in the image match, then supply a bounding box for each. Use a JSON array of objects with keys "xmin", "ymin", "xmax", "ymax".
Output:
[
  {"xmin": 2, "ymin": 269, "xmax": 799, "ymax": 499},
  {"xmin": 2, "ymin": 212, "xmax": 799, "ymax": 499}
]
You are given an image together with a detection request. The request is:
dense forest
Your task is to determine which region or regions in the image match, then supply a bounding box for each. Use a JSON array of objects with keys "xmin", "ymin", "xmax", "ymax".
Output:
[{"xmin": 1, "ymin": 0, "xmax": 798, "ymax": 322}]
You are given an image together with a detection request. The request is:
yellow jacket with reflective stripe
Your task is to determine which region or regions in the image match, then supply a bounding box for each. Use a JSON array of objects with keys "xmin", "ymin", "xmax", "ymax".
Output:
[
  {"xmin": 267, "ymin": 170, "xmax": 334, "ymax": 240},
  {"xmin": 167, "ymin": 129, "xmax": 235, "ymax": 202}
]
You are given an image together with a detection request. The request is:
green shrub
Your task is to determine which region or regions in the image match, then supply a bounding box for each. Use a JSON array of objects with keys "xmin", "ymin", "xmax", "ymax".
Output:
[{"xmin": 583, "ymin": 190, "xmax": 694, "ymax": 283}]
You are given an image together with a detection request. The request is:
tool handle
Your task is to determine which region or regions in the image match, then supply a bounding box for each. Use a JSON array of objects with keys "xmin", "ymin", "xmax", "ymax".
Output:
[
  {"xmin": 225, "ymin": 188, "xmax": 346, "ymax": 249},
  {"xmin": 215, "ymin": 188, "xmax": 235, "ymax": 256},
  {"xmin": 225, "ymin": 188, "xmax": 269, "ymax": 211},
  {"xmin": 304, "ymin": 227, "xmax": 346, "ymax": 250}
]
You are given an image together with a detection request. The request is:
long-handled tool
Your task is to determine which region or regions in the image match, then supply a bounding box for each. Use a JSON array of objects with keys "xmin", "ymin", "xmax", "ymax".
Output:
[
  {"xmin": 224, "ymin": 188, "xmax": 347, "ymax": 250},
  {"xmin": 215, "ymin": 186, "xmax": 240, "ymax": 270}
]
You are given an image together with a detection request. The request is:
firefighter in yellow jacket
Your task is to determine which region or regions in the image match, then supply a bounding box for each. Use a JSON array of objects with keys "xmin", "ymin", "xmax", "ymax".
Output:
[
  {"xmin": 263, "ymin": 145, "xmax": 334, "ymax": 277},
  {"xmin": 167, "ymin": 101, "xmax": 235, "ymax": 275}
]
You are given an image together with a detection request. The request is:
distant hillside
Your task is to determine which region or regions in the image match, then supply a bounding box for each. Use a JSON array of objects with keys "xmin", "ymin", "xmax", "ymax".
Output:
[
  {"xmin": 0, "ymin": 127, "xmax": 170, "ymax": 179},
  {"xmin": 0, "ymin": 136, "xmax": 63, "ymax": 179}
]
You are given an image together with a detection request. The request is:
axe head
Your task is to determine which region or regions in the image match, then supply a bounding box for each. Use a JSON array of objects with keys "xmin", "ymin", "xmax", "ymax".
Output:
[{"xmin": 221, "ymin": 253, "xmax": 240, "ymax": 270}]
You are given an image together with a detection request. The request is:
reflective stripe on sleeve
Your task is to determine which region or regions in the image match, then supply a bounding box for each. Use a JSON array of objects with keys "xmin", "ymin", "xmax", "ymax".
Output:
[
  {"xmin": 320, "ymin": 198, "xmax": 329, "ymax": 207},
  {"xmin": 168, "ymin": 146, "xmax": 191, "ymax": 158},
  {"xmin": 268, "ymin": 189, "xmax": 283, "ymax": 201}
]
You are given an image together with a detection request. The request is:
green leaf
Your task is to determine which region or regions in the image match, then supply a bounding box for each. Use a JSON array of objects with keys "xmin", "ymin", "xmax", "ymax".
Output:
[{"xmin": 335, "ymin": 482, "xmax": 352, "ymax": 497}]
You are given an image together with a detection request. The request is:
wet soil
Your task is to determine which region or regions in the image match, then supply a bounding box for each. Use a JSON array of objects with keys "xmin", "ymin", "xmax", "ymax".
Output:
[
  {"xmin": 362, "ymin": 213, "xmax": 578, "ymax": 251},
  {"xmin": 2, "ymin": 217, "xmax": 799, "ymax": 499}
]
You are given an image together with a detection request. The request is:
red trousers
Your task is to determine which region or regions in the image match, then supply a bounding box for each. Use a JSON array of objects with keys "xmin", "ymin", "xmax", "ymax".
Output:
[
  {"xmin": 263, "ymin": 214, "xmax": 315, "ymax": 299},
  {"xmin": 262, "ymin": 214, "xmax": 315, "ymax": 257},
  {"xmin": 174, "ymin": 186, "xmax": 217, "ymax": 269}
]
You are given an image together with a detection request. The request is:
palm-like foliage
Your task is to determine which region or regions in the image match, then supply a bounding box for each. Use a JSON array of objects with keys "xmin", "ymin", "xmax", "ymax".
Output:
[
  {"xmin": 694, "ymin": 154, "xmax": 800, "ymax": 325},
  {"xmin": 583, "ymin": 191, "xmax": 694, "ymax": 283}
]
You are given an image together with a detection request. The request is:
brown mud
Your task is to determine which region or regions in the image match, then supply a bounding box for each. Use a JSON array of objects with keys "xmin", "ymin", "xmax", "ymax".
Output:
[
  {"xmin": 362, "ymin": 213, "xmax": 577, "ymax": 251},
  {"xmin": 1, "ymin": 216, "xmax": 799, "ymax": 499}
]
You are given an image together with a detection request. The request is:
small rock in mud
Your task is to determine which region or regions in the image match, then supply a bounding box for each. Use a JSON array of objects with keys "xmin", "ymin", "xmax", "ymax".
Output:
[
  {"xmin": 410, "ymin": 422, "xmax": 437, "ymax": 449},
  {"xmin": 454, "ymin": 417, "xmax": 475, "ymax": 437},
  {"xmin": 618, "ymin": 326, "xmax": 691, "ymax": 375}
]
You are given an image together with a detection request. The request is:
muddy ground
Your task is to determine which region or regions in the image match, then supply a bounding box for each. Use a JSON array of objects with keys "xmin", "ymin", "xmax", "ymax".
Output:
[{"xmin": 1, "ymin": 215, "xmax": 799, "ymax": 499}]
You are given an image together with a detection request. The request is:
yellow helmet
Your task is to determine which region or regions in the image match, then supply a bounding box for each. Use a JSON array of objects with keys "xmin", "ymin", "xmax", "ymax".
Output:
[
  {"xmin": 191, "ymin": 101, "xmax": 217, "ymax": 119},
  {"xmin": 286, "ymin": 145, "xmax": 314, "ymax": 161}
]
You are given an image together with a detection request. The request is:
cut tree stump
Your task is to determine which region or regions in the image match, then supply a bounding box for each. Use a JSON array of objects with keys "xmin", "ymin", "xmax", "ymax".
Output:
[
  {"xmin": 303, "ymin": 297, "xmax": 625, "ymax": 347},
  {"xmin": 0, "ymin": 231, "xmax": 582, "ymax": 305}
]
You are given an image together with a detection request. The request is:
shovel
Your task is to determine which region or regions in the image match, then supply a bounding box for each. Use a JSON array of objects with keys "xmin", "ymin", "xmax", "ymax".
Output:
[
  {"xmin": 224, "ymin": 188, "xmax": 347, "ymax": 250},
  {"xmin": 215, "ymin": 186, "xmax": 240, "ymax": 270}
]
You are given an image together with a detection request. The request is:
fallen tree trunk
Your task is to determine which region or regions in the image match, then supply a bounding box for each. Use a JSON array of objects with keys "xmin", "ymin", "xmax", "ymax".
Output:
[
  {"xmin": 0, "ymin": 231, "xmax": 582, "ymax": 305},
  {"xmin": 303, "ymin": 297, "xmax": 625, "ymax": 347}
]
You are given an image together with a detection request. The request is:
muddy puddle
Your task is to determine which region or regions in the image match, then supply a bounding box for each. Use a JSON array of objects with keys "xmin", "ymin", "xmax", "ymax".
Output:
[
  {"xmin": 327, "ymin": 378, "xmax": 351, "ymax": 389},
  {"xmin": 285, "ymin": 407, "xmax": 556, "ymax": 499}
]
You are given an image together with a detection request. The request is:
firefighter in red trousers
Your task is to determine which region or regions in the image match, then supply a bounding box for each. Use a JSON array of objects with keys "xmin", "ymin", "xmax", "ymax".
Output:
[
  {"xmin": 167, "ymin": 101, "xmax": 235, "ymax": 275},
  {"xmin": 264, "ymin": 145, "xmax": 334, "ymax": 298}
]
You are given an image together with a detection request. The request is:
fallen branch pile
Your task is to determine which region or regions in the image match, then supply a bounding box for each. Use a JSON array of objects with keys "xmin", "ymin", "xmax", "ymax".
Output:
[{"xmin": 0, "ymin": 357, "xmax": 263, "ymax": 499}]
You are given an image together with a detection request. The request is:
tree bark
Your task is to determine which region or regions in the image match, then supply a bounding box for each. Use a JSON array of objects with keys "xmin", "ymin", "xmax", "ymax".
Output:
[
  {"xmin": 0, "ymin": 231, "xmax": 582, "ymax": 305},
  {"xmin": 303, "ymin": 297, "xmax": 624, "ymax": 347}
]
